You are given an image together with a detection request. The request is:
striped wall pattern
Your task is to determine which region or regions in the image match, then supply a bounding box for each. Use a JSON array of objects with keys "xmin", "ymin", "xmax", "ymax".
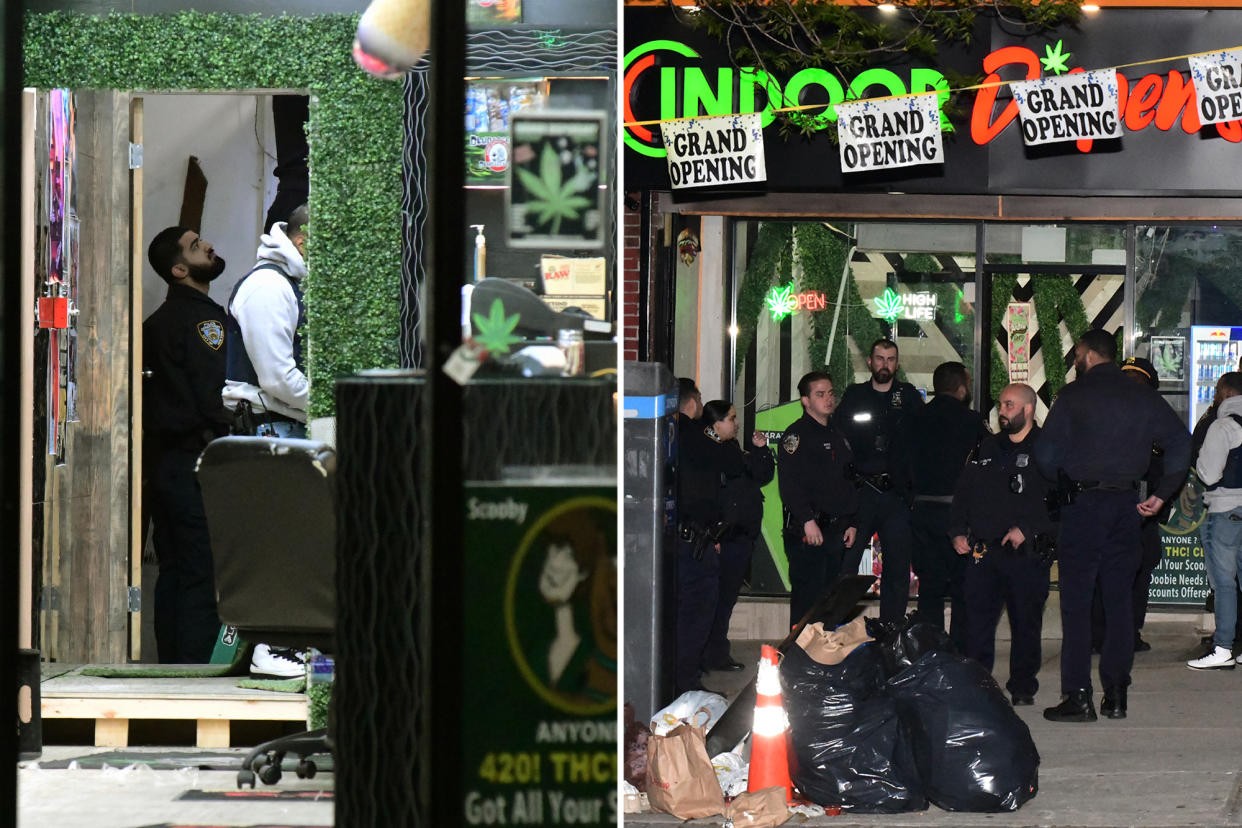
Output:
[{"xmin": 995, "ymin": 273, "xmax": 1126, "ymax": 420}]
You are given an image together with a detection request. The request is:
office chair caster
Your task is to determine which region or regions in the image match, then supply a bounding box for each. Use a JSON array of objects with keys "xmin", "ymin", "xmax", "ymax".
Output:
[
  {"xmin": 296, "ymin": 758, "xmax": 318, "ymax": 779},
  {"xmin": 237, "ymin": 769, "xmax": 256, "ymax": 789}
]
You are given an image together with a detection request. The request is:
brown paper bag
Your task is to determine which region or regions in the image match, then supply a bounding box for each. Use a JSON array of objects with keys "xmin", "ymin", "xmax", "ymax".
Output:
[
  {"xmin": 645, "ymin": 723, "xmax": 725, "ymax": 819},
  {"xmin": 795, "ymin": 615, "xmax": 873, "ymax": 665},
  {"xmin": 724, "ymin": 786, "xmax": 791, "ymax": 827}
]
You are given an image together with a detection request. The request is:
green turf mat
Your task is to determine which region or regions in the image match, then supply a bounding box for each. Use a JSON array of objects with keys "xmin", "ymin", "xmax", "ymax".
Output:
[{"xmin": 235, "ymin": 677, "xmax": 306, "ymax": 693}]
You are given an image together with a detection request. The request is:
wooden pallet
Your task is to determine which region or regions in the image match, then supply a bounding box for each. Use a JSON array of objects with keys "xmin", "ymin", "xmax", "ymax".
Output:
[{"xmin": 41, "ymin": 665, "xmax": 308, "ymax": 748}]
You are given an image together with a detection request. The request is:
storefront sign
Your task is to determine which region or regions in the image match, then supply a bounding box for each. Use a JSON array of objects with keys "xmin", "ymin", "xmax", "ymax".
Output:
[
  {"xmin": 1189, "ymin": 48, "xmax": 1242, "ymax": 126},
  {"xmin": 765, "ymin": 285, "xmax": 827, "ymax": 321},
  {"xmin": 836, "ymin": 95, "xmax": 943, "ymax": 172},
  {"xmin": 872, "ymin": 288, "xmax": 937, "ymax": 323},
  {"xmin": 463, "ymin": 483, "xmax": 617, "ymax": 825},
  {"xmin": 1010, "ymin": 69, "xmax": 1121, "ymax": 146},
  {"xmin": 660, "ymin": 112, "xmax": 766, "ymax": 188},
  {"xmin": 625, "ymin": 8, "xmax": 1242, "ymax": 193}
]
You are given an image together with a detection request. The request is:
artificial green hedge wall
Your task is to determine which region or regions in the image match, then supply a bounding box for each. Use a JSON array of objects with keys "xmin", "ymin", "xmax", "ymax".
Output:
[{"xmin": 25, "ymin": 11, "xmax": 404, "ymax": 419}]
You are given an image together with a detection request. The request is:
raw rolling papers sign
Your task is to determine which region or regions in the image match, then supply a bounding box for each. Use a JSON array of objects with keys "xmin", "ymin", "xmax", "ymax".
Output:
[
  {"xmin": 835, "ymin": 95, "xmax": 944, "ymax": 172},
  {"xmin": 660, "ymin": 112, "xmax": 766, "ymax": 189},
  {"xmin": 1010, "ymin": 69, "xmax": 1122, "ymax": 146}
]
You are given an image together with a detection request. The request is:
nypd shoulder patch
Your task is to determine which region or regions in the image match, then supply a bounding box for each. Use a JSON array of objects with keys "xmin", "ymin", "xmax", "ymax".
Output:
[
  {"xmin": 783, "ymin": 434, "xmax": 800, "ymax": 454},
  {"xmin": 198, "ymin": 320, "xmax": 224, "ymax": 350}
]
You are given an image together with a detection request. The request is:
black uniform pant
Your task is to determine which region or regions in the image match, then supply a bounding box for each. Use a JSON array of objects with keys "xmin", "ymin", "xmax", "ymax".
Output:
[
  {"xmin": 963, "ymin": 550, "xmax": 1050, "ymax": 697},
  {"xmin": 910, "ymin": 502, "xmax": 967, "ymax": 649},
  {"xmin": 1091, "ymin": 515, "xmax": 1163, "ymax": 650},
  {"xmin": 150, "ymin": 447, "xmax": 221, "ymax": 663},
  {"xmin": 675, "ymin": 538, "xmax": 718, "ymax": 692},
  {"xmin": 786, "ymin": 529, "xmax": 847, "ymax": 628},
  {"xmin": 844, "ymin": 487, "xmax": 913, "ymax": 622},
  {"xmin": 703, "ymin": 537, "xmax": 751, "ymax": 668},
  {"xmin": 1058, "ymin": 490, "xmax": 1142, "ymax": 694}
]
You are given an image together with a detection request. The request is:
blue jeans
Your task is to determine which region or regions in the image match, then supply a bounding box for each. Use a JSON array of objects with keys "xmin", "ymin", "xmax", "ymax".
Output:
[{"xmin": 1202, "ymin": 508, "xmax": 1242, "ymax": 649}]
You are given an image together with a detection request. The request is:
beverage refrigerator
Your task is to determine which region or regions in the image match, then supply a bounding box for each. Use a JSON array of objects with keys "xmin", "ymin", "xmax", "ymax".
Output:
[{"xmin": 1189, "ymin": 326, "xmax": 1242, "ymax": 429}]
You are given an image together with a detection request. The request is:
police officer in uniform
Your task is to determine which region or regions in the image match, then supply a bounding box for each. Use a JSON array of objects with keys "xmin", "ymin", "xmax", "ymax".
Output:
[
  {"xmin": 1037, "ymin": 329, "xmax": 1190, "ymax": 721},
  {"xmin": 699, "ymin": 401, "xmax": 775, "ymax": 673},
  {"xmin": 144, "ymin": 225, "xmax": 233, "ymax": 663},
  {"xmin": 835, "ymin": 339, "xmax": 923, "ymax": 622},
  {"xmin": 672, "ymin": 398, "xmax": 744, "ymax": 693},
  {"xmin": 950, "ymin": 383, "xmax": 1054, "ymax": 706},
  {"xmin": 899, "ymin": 361, "xmax": 989, "ymax": 646},
  {"xmin": 778, "ymin": 371, "xmax": 859, "ymax": 627}
]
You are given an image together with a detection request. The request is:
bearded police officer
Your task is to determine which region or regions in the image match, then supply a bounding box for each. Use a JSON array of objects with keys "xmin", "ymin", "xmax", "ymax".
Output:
[
  {"xmin": 835, "ymin": 339, "xmax": 923, "ymax": 622},
  {"xmin": 950, "ymin": 383, "xmax": 1054, "ymax": 707},
  {"xmin": 144, "ymin": 226, "xmax": 233, "ymax": 663},
  {"xmin": 1036, "ymin": 329, "xmax": 1190, "ymax": 721},
  {"xmin": 778, "ymin": 372, "xmax": 859, "ymax": 627}
]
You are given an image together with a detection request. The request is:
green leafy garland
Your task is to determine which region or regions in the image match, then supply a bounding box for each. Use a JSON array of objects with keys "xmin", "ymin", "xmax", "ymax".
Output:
[
  {"xmin": 25, "ymin": 11, "xmax": 403, "ymax": 419},
  {"xmin": 990, "ymin": 272, "xmax": 1019, "ymax": 405},
  {"xmin": 734, "ymin": 222, "xmax": 791, "ymax": 370},
  {"xmin": 1030, "ymin": 273, "xmax": 1089, "ymax": 400}
]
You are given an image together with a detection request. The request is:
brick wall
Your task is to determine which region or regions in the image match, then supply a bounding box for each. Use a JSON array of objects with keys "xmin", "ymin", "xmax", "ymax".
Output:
[{"xmin": 622, "ymin": 192, "xmax": 643, "ymax": 362}]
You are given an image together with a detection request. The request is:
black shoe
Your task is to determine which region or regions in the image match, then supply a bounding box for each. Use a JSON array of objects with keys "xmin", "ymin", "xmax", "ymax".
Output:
[
  {"xmin": 1134, "ymin": 636, "xmax": 1151, "ymax": 652},
  {"xmin": 1043, "ymin": 689, "xmax": 1097, "ymax": 722},
  {"xmin": 1011, "ymin": 693, "xmax": 1035, "ymax": 707},
  {"xmin": 1101, "ymin": 686, "xmax": 1127, "ymax": 719},
  {"xmin": 706, "ymin": 658, "xmax": 746, "ymax": 672}
]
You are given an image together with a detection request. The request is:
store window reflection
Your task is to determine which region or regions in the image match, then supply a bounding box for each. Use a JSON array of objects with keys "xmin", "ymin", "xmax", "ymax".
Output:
[
  {"xmin": 731, "ymin": 220, "xmax": 977, "ymax": 432},
  {"xmin": 1135, "ymin": 225, "xmax": 1242, "ymax": 429}
]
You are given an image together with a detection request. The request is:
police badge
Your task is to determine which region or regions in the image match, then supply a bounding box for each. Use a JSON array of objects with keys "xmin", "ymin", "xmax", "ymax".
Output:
[
  {"xmin": 198, "ymin": 320, "xmax": 224, "ymax": 350},
  {"xmin": 891, "ymin": 389, "xmax": 903, "ymax": 407},
  {"xmin": 783, "ymin": 434, "xmax": 800, "ymax": 454}
]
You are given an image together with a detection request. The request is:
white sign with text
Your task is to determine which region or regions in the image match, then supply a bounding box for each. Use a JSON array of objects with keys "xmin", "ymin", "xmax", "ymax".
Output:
[
  {"xmin": 660, "ymin": 112, "xmax": 766, "ymax": 189},
  {"xmin": 1010, "ymin": 69, "xmax": 1121, "ymax": 146},
  {"xmin": 835, "ymin": 94, "xmax": 944, "ymax": 172}
]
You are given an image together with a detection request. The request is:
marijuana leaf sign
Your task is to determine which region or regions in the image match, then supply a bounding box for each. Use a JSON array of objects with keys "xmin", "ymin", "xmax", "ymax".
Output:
[
  {"xmin": 765, "ymin": 284, "xmax": 799, "ymax": 322},
  {"xmin": 472, "ymin": 298, "xmax": 523, "ymax": 356},
  {"xmin": 514, "ymin": 143, "xmax": 594, "ymax": 236},
  {"xmin": 873, "ymin": 288, "xmax": 905, "ymax": 322},
  {"xmin": 1041, "ymin": 40, "xmax": 1072, "ymax": 75}
]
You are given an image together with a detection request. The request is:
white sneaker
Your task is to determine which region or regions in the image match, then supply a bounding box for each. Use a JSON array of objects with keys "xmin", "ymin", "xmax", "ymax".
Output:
[
  {"xmin": 1188, "ymin": 646, "xmax": 1236, "ymax": 671},
  {"xmin": 250, "ymin": 643, "xmax": 307, "ymax": 679}
]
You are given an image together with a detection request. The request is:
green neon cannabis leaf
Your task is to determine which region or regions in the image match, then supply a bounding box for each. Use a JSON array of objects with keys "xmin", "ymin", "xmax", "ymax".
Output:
[
  {"xmin": 514, "ymin": 144, "xmax": 594, "ymax": 236},
  {"xmin": 1041, "ymin": 40, "xmax": 1072, "ymax": 75},
  {"xmin": 873, "ymin": 288, "xmax": 905, "ymax": 322},
  {"xmin": 765, "ymin": 285, "xmax": 798, "ymax": 322},
  {"xmin": 472, "ymin": 298, "xmax": 523, "ymax": 356}
]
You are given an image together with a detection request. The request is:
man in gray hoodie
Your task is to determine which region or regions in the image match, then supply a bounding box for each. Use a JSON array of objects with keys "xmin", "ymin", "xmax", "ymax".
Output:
[{"xmin": 1188, "ymin": 371, "xmax": 1242, "ymax": 670}]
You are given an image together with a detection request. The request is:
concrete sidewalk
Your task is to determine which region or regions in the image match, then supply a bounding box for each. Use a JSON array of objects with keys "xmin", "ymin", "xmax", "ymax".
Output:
[{"xmin": 626, "ymin": 618, "xmax": 1242, "ymax": 827}]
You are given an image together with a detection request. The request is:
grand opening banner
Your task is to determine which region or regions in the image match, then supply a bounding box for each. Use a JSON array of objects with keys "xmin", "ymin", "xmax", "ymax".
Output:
[{"xmin": 624, "ymin": 7, "xmax": 1242, "ymax": 195}]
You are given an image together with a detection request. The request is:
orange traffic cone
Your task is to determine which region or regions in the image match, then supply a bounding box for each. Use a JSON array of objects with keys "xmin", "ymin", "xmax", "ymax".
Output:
[{"xmin": 747, "ymin": 644, "xmax": 793, "ymax": 802}]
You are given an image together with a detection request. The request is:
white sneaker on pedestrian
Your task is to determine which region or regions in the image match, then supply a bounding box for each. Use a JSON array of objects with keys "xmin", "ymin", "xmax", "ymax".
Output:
[
  {"xmin": 1237, "ymin": 653, "xmax": 1242, "ymax": 665},
  {"xmin": 250, "ymin": 643, "xmax": 307, "ymax": 679},
  {"xmin": 1187, "ymin": 646, "xmax": 1236, "ymax": 670}
]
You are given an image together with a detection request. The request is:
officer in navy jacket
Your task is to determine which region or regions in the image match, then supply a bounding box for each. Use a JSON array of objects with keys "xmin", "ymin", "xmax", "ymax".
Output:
[
  {"xmin": 1036, "ymin": 329, "xmax": 1190, "ymax": 722},
  {"xmin": 950, "ymin": 382, "xmax": 1054, "ymax": 707},
  {"xmin": 143, "ymin": 225, "xmax": 231, "ymax": 663},
  {"xmin": 834, "ymin": 338, "xmax": 923, "ymax": 622},
  {"xmin": 778, "ymin": 371, "xmax": 859, "ymax": 627}
]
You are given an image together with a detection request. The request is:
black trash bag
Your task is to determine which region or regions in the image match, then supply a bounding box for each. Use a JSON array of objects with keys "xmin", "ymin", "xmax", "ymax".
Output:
[
  {"xmin": 886, "ymin": 650, "xmax": 1040, "ymax": 812},
  {"xmin": 865, "ymin": 616, "xmax": 956, "ymax": 678},
  {"xmin": 780, "ymin": 641, "xmax": 927, "ymax": 813}
]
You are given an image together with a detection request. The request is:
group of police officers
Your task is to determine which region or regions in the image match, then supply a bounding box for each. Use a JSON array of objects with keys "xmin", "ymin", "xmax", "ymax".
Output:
[{"xmin": 676, "ymin": 329, "xmax": 1191, "ymax": 722}]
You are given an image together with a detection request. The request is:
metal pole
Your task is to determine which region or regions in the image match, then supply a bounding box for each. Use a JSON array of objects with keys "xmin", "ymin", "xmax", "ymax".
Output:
[{"xmin": 426, "ymin": 0, "xmax": 466, "ymax": 823}]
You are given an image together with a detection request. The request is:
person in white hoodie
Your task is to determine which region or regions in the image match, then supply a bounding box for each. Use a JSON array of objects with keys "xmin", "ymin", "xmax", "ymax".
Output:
[
  {"xmin": 222, "ymin": 204, "xmax": 311, "ymax": 680},
  {"xmin": 1189, "ymin": 371, "xmax": 1242, "ymax": 670},
  {"xmin": 222, "ymin": 204, "xmax": 309, "ymax": 438}
]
